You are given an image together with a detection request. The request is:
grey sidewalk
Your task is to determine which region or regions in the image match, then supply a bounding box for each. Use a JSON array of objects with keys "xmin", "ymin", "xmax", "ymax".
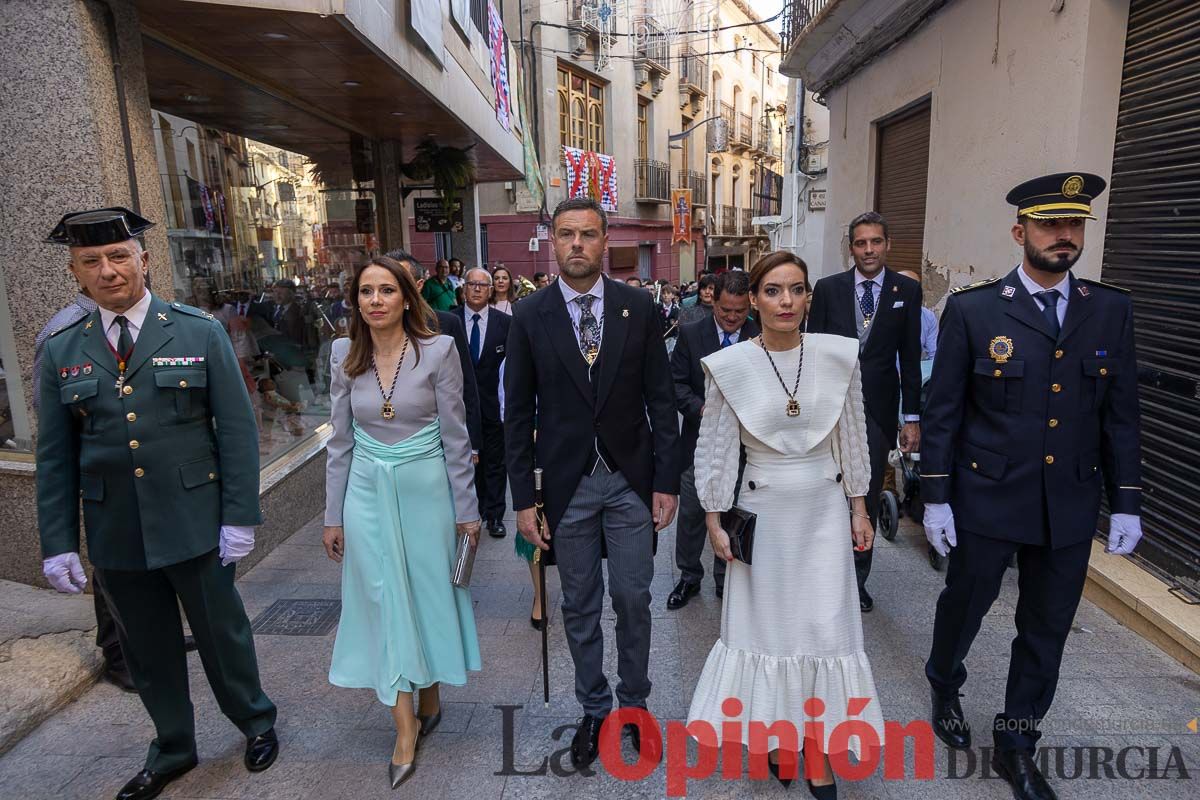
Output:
[{"xmin": 1, "ymin": 509, "xmax": 1197, "ymax": 799}]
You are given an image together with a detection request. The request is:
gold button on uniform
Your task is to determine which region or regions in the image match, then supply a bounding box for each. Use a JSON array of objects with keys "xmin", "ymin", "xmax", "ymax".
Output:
[
  {"xmin": 993, "ymin": 369, "xmax": 1002, "ymax": 377},
  {"xmin": 72, "ymin": 394, "xmax": 79, "ymax": 402},
  {"xmin": 1099, "ymin": 368, "xmax": 1108, "ymax": 376},
  {"xmin": 126, "ymin": 412, "xmax": 136, "ymax": 422},
  {"xmin": 971, "ymin": 462, "xmax": 979, "ymax": 469},
  {"xmin": 129, "ymin": 440, "xmax": 139, "ymax": 449},
  {"xmin": 122, "ymin": 384, "xmax": 133, "ymax": 395},
  {"xmin": 1048, "ymin": 419, "xmax": 1059, "ymax": 428},
  {"xmin": 134, "ymin": 468, "xmax": 145, "ymax": 477},
  {"xmin": 1051, "ymin": 383, "xmax": 1062, "ymax": 393},
  {"xmin": 1055, "ymin": 349, "xmax": 1064, "ymax": 359},
  {"xmin": 179, "ymin": 380, "xmax": 188, "ymax": 388},
  {"xmin": 1044, "ymin": 455, "xmax": 1055, "ymax": 465},
  {"xmin": 208, "ymin": 472, "xmax": 216, "ymax": 480}
]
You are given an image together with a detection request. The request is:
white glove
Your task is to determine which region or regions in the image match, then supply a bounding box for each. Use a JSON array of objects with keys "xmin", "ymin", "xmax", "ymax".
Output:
[
  {"xmin": 43, "ymin": 552, "xmax": 87, "ymax": 594},
  {"xmin": 923, "ymin": 503, "xmax": 957, "ymax": 558},
  {"xmin": 219, "ymin": 525, "xmax": 256, "ymax": 566},
  {"xmin": 1106, "ymin": 514, "xmax": 1143, "ymax": 556}
]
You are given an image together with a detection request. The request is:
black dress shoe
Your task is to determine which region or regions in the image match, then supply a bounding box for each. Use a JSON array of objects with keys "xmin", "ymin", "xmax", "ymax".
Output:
[
  {"xmin": 806, "ymin": 778, "xmax": 838, "ymax": 799},
  {"xmin": 930, "ymin": 689, "xmax": 972, "ymax": 749},
  {"xmin": 992, "ymin": 749, "xmax": 1057, "ymax": 800},
  {"xmin": 104, "ymin": 665, "xmax": 137, "ymax": 693},
  {"xmin": 858, "ymin": 588, "xmax": 874, "ymax": 613},
  {"xmin": 530, "ymin": 615, "xmax": 547, "ymax": 631},
  {"xmin": 666, "ymin": 580, "xmax": 700, "ymax": 610},
  {"xmin": 715, "ymin": 583, "xmax": 724, "ymax": 599},
  {"xmin": 622, "ymin": 713, "xmax": 661, "ymax": 763},
  {"xmin": 570, "ymin": 714, "xmax": 604, "ymax": 769},
  {"xmin": 488, "ymin": 519, "xmax": 507, "ymax": 538},
  {"xmin": 244, "ymin": 728, "xmax": 279, "ymax": 772},
  {"xmin": 114, "ymin": 759, "xmax": 196, "ymax": 800}
]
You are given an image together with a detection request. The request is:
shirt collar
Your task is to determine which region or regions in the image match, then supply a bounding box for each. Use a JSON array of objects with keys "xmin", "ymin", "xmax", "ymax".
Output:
[
  {"xmin": 558, "ymin": 274, "xmax": 604, "ymax": 306},
  {"xmin": 99, "ymin": 289, "xmax": 152, "ymax": 333},
  {"xmin": 465, "ymin": 304, "xmax": 489, "ymax": 322},
  {"xmin": 1017, "ymin": 265, "xmax": 1071, "ymax": 301},
  {"xmin": 715, "ymin": 319, "xmax": 742, "ymax": 341},
  {"xmin": 854, "ymin": 268, "xmax": 885, "ymax": 288}
]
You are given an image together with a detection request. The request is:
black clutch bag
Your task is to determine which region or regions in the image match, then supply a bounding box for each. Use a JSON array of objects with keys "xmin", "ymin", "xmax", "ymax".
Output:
[{"xmin": 720, "ymin": 506, "xmax": 757, "ymax": 565}]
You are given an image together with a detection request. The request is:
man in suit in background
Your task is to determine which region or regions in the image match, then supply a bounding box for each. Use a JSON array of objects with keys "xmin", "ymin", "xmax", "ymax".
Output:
[
  {"xmin": 388, "ymin": 250, "xmax": 482, "ymax": 456},
  {"xmin": 461, "ymin": 268, "xmax": 512, "ymax": 538},
  {"xmin": 807, "ymin": 211, "xmax": 923, "ymax": 612},
  {"xmin": 922, "ymin": 173, "xmax": 1142, "ymax": 800},
  {"xmin": 505, "ymin": 197, "xmax": 679, "ymax": 770},
  {"xmin": 667, "ymin": 270, "xmax": 759, "ymax": 609}
]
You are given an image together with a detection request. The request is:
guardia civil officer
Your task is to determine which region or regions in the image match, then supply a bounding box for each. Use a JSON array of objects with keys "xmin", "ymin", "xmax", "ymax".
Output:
[
  {"xmin": 37, "ymin": 208, "xmax": 279, "ymax": 800},
  {"xmin": 921, "ymin": 174, "xmax": 1142, "ymax": 800}
]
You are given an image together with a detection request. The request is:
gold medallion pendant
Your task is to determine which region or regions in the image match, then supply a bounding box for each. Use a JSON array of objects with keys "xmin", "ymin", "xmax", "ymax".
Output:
[
  {"xmin": 786, "ymin": 399, "xmax": 801, "ymax": 417},
  {"xmin": 380, "ymin": 402, "xmax": 396, "ymax": 421}
]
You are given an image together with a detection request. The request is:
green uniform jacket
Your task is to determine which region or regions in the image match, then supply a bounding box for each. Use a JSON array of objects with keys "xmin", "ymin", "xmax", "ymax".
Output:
[{"xmin": 37, "ymin": 294, "xmax": 262, "ymax": 571}]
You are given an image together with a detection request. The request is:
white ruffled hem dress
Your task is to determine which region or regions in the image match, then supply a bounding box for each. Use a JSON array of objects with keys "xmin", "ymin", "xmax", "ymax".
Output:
[{"xmin": 685, "ymin": 333, "xmax": 884, "ymax": 759}]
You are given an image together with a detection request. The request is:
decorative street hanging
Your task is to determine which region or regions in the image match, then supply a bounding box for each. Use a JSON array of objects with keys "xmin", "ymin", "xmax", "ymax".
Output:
[
  {"xmin": 671, "ymin": 188, "xmax": 692, "ymax": 245},
  {"xmin": 562, "ymin": 146, "xmax": 618, "ymax": 213}
]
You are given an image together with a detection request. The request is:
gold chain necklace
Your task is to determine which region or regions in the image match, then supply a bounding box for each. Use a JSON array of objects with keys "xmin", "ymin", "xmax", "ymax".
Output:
[
  {"xmin": 758, "ymin": 334, "xmax": 805, "ymax": 417},
  {"xmin": 372, "ymin": 336, "xmax": 409, "ymax": 420}
]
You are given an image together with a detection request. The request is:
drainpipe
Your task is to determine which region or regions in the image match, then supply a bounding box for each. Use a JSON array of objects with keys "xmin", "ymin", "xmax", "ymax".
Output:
[{"xmin": 97, "ymin": 0, "xmax": 141, "ymax": 212}]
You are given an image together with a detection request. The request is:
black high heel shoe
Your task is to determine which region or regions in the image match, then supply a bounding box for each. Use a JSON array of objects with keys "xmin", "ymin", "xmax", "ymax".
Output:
[
  {"xmin": 767, "ymin": 758, "xmax": 793, "ymax": 789},
  {"xmin": 806, "ymin": 778, "xmax": 837, "ymax": 799}
]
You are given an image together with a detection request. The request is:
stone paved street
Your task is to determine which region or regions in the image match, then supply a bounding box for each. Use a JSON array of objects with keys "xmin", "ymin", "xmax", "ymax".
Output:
[{"xmin": 2, "ymin": 509, "xmax": 1198, "ymax": 800}]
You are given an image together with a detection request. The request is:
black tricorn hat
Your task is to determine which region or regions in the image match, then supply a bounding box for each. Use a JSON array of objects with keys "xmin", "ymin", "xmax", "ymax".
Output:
[
  {"xmin": 1006, "ymin": 172, "xmax": 1107, "ymax": 220},
  {"xmin": 46, "ymin": 207, "xmax": 155, "ymax": 246}
]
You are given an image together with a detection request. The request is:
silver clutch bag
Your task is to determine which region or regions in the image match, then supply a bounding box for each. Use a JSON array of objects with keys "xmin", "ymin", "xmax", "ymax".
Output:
[{"xmin": 451, "ymin": 534, "xmax": 477, "ymax": 588}]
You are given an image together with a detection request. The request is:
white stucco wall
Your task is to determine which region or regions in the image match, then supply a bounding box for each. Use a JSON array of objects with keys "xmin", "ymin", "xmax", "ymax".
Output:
[{"xmin": 818, "ymin": 0, "xmax": 1130, "ymax": 305}]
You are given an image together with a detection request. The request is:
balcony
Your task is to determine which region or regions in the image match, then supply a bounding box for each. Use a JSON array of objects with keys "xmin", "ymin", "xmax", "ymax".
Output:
[
  {"xmin": 675, "ymin": 169, "xmax": 707, "ymax": 207},
  {"xmin": 756, "ymin": 119, "xmax": 781, "ymax": 160},
  {"xmin": 780, "ymin": 0, "xmax": 831, "ymax": 53},
  {"xmin": 633, "ymin": 17, "xmax": 670, "ymax": 74},
  {"xmin": 740, "ymin": 207, "xmax": 758, "ymax": 237},
  {"xmin": 718, "ymin": 204, "xmax": 739, "ymax": 236},
  {"xmin": 634, "ymin": 159, "xmax": 670, "ymax": 203},
  {"xmin": 736, "ymin": 113, "xmax": 754, "ymax": 150},
  {"xmin": 678, "ymin": 48, "xmax": 709, "ymax": 95}
]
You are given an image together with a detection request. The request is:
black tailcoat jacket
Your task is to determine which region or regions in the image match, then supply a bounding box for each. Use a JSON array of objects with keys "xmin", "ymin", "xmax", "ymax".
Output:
[
  {"xmin": 920, "ymin": 269, "xmax": 1142, "ymax": 548},
  {"xmin": 807, "ymin": 267, "xmax": 923, "ymax": 439},
  {"xmin": 504, "ymin": 277, "xmax": 680, "ymax": 562}
]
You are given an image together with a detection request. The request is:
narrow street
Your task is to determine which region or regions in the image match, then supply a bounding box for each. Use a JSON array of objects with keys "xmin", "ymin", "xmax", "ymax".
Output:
[{"xmin": 2, "ymin": 510, "xmax": 1197, "ymax": 800}]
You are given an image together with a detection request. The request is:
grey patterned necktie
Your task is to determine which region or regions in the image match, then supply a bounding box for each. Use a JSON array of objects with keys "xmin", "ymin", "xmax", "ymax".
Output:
[{"xmin": 577, "ymin": 294, "xmax": 600, "ymax": 365}]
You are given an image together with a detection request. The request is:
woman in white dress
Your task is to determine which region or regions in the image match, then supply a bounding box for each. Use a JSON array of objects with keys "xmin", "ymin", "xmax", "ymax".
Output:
[{"xmin": 687, "ymin": 251, "xmax": 882, "ymax": 799}]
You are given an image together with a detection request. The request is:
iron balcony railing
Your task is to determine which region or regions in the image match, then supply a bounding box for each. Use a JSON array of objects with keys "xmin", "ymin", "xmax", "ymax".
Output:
[
  {"xmin": 634, "ymin": 159, "xmax": 671, "ymax": 202},
  {"xmin": 719, "ymin": 102, "xmax": 736, "ymax": 139},
  {"xmin": 634, "ymin": 17, "xmax": 670, "ymax": 71},
  {"xmin": 678, "ymin": 47, "xmax": 709, "ymax": 94},
  {"xmin": 737, "ymin": 113, "xmax": 754, "ymax": 147},
  {"xmin": 676, "ymin": 169, "xmax": 707, "ymax": 207},
  {"xmin": 719, "ymin": 204, "xmax": 739, "ymax": 236},
  {"xmin": 757, "ymin": 119, "xmax": 780, "ymax": 158},
  {"xmin": 740, "ymin": 207, "xmax": 757, "ymax": 236},
  {"xmin": 781, "ymin": 0, "xmax": 832, "ymax": 52}
]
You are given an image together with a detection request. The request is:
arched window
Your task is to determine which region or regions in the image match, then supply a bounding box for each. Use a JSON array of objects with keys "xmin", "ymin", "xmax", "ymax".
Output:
[
  {"xmin": 732, "ymin": 86, "xmax": 742, "ymax": 118},
  {"xmin": 711, "ymin": 72, "xmax": 722, "ymax": 114},
  {"xmin": 558, "ymin": 93, "xmax": 569, "ymax": 149},
  {"xmin": 572, "ymin": 98, "xmax": 586, "ymax": 149},
  {"xmin": 558, "ymin": 64, "xmax": 607, "ymax": 153}
]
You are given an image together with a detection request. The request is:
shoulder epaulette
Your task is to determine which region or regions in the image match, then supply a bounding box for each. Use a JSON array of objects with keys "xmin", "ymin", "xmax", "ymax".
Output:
[
  {"xmin": 1078, "ymin": 277, "xmax": 1131, "ymax": 294},
  {"xmin": 950, "ymin": 277, "xmax": 1001, "ymax": 295},
  {"xmin": 170, "ymin": 301, "xmax": 216, "ymax": 320},
  {"xmin": 49, "ymin": 314, "xmax": 89, "ymax": 337}
]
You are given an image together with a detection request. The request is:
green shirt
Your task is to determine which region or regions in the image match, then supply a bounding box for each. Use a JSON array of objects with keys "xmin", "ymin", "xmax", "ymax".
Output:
[{"xmin": 422, "ymin": 278, "xmax": 458, "ymax": 311}]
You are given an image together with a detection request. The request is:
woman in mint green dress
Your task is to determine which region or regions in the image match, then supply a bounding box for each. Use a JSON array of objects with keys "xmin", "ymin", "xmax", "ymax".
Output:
[{"xmin": 322, "ymin": 257, "xmax": 481, "ymax": 789}]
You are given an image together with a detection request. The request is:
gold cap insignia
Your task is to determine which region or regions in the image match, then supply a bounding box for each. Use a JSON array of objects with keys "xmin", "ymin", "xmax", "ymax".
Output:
[
  {"xmin": 989, "ymin": 336, "xmax": 1015, "ymax": 364},
  {"xmin": 1061, "ymin": 175, "xmax": 1084, "ymax": 198}
]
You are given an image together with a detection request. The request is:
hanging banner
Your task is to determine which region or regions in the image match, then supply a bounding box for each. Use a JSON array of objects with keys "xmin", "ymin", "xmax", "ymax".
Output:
[
  {"xmin": 488, "ymin": 1, "xmax": 511, "ymax": 131},
  {"xmin": 671, "ymin": 188, "xmax": 692, "ymax": 245},
  {"xmin": 562, "ymin": 145, "xmax": 617, "ymax": 212}
]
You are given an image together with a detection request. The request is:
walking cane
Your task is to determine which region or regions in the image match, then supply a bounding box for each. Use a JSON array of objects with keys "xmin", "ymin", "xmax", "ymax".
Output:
[{"xmin": 533, "ymin": 468, "xmax": 550, "ymax": 707}]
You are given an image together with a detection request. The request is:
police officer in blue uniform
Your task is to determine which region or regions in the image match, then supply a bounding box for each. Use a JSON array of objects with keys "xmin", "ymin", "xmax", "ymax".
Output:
[
  {"xmin": 920, "ymin": 174, "xmax": 1143, "ymax": 800},
  {"xmin": 37, "ymin": 208, "xmax": 279, "ymax": 800}
]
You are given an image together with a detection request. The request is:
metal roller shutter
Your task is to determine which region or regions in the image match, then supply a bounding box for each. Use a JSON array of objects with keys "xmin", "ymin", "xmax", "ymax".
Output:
[
  {"xmin": 874, "ymin": 102, "xmax": 931, "ymax": 275},
  {"xmin": 1103, "ymin": 0, "xmax": 1200, "ymax": 591}
]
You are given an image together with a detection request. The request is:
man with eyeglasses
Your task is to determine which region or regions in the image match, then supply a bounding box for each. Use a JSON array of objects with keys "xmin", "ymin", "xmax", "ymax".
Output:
[{"xmin": 461, "ymin": 268, "xmax": 512, "ymax": 538}]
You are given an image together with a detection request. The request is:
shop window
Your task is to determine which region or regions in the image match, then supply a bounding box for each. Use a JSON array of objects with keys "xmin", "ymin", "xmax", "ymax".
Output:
[{"xmin": 151, "ymin": 109, "xmax": 378, "ymax": 466}]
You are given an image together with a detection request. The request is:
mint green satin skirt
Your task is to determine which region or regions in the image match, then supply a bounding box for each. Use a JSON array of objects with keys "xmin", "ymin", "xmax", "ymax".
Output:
[{"xmin": 328, "ymin": 420, "xmax": 481, "ymax": 706}]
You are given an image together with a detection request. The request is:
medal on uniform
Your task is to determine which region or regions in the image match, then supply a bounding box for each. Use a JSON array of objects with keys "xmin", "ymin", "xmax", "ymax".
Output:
[
  {"xmin": 70, "ymin": 365, "xmax": 80, "ymax": 377},
  {"xmin": 59, "ymin": 367, "xmax": 69, "ymax": 380},
  {"xmin": 989, "ymin": 336, "xmax": 1014, "ymax": 364},
  {"xmin": 83, "ymin": 363, "xmax": 92, "ymax": 375}
]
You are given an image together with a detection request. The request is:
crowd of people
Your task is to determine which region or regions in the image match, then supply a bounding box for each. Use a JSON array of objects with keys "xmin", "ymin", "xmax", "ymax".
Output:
[{"xmin": 35, "ymin": 169, "xmax": 1145, "ymax": 800}]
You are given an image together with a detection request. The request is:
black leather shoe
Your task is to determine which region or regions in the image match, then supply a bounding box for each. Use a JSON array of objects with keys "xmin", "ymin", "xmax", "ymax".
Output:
[
  {"xmin": 114, "ymin": 759, "xmax": 196, "ymax": 800},
  {"xmin": 244, "ymin": 728, "xmax": 279, "ymax": 772},
  {"xmin": 623, "ymin": 714, "xmax": 661, "ymax": 764},
  {"xmin": 931, "ymin": 689, "xmax": 971, "ymax": 749},
  {"xmin": 570, "ymin": 715, "xmax": 604, "ymax": 769},
  {"xmin": 715, "ymin": 584, "xmax": 724, "ymax": 599},
  {"xmin": 992, "ymin": 749, "xmax": 1057, "ymax": 800},
  {"xmin": 104, "ymin": 665, "xmax": 137, "ymax": 693},
  {"xmin": 806, "ymin": 778, "xmax": 838, "ymax": 798},
  {"xmin": 666, "ymin": 580, "xmax": 700, "ymax": 610},
  {"xmin": 488, "ymin": 519, "xmax": 507, "ymax": 538},
  {"xmin": 858, "ymin": 587, "xmax": 874, "ymax": 613}
]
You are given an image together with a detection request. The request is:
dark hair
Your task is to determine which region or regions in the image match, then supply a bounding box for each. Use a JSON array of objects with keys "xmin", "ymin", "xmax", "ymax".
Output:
[
  {"xmin": 343, "ymin": 256, "xmax": 437, "ymax": 377},
  {"xmin": 490, "ymin": 265, "xmax": 517, "ymax": 303},
  {"xmin": 385, "ymin": 248, "xmax": 428, "ymax": 281},
  {"xmin": 551, "ymin": 197, "xmax": 608, "ymax": 234},
  {"xmin": 273, "ymin": 279, "xmax": 295, "ymax": 290},
  {"xmin": 848, "ymin": 211, "xmax": 889, "ymax": 242},
  {"xmin": 625, "ymin": 276, "xmax": 642, "ymax": 287},
  {"xmin": 749, "ymin": 251, "xmax": 811, "ymax": 293},
  {"xmin": 716, "ymin": 269, "xmax": 751, "ymax": 299},
  {"xmin": 533, "ymin": 271, "xmax": 548, "ymax": 281},
  {"xmin": 698, "ymin": 273, "xmax": 720, "ymax": 293}
]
